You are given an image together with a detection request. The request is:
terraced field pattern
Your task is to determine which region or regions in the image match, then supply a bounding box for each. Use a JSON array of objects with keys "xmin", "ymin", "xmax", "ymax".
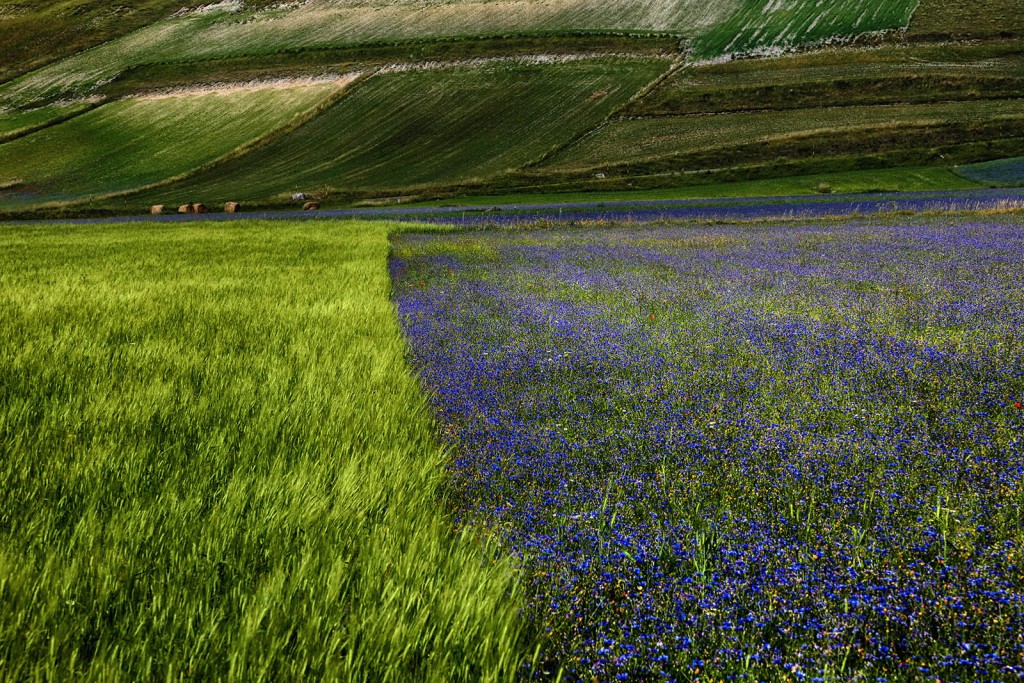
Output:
[
  {"xmin": 133, "ymin": 58, "xmax": 668, "ymax": 205},
  {"xmin": 2, "ymin": 0, "xmax": 1024, "ymax": 213},
  {"xmin": 0, "ymin": 79, "xmax": 349, "ymax": 208}
]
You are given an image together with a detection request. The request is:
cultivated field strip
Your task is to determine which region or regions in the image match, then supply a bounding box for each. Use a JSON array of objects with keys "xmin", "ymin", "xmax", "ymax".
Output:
[
  {"xmin": 0, "ymin": 0, "xmax": 712, "ymax": 106},
  {"xmin": 0, "ymin": 0, "xmax": 923, "ymax": 108},
  {"xmin": 0, "ymin": 101, "xmax": 98, "ymax": 144},
  {"xmin": 543, "ymin": 98, "xmax": 1024, "ymax": 171},
  {"xmin": 632, "ymin": 41, "xmax": 1024, "ymax": 115},
  {"xmin": 693, "ymin": 0, "xmax": 919, "ymax": 58},
  {"xmin": 957, "ymin": 156, "xmax": 1024, "ymax": 187},
  {"xmin": 0, "ymin": 80, "xmax": 348, "ymax": 208},
  {"xmin": 0, "ymin": 220, "xmax": 530, "ymax": 681},
  {"xmin": 131, "ymin": 58, "xmax": 669, "ymax": 205},
  {"xmin": 909, "ymin": 0, "xmax": 1024, "ymax": 38},
  {"xmin": 0, "ymin": 0, "xmax": 209, "ymax": 83}
]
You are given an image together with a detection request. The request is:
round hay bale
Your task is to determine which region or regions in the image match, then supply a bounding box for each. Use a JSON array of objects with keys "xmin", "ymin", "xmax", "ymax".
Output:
[
  {"xmin": 150, "ymin": 205, "xmax": 165, "ymax": 215},
  {"xmin": 303, "ymin": 201, "xmax": 320, "ymax": 211},
  {"xmin": 193, "ymin": 203, "xmax": 208, "ymax": 214},
  {"xmin": 224, "ymin": 201, "xmax": 241, "ymax": 213},
  {"xmin": 178, "ymin": 203, "xmax": 193, "ymax": 214}
]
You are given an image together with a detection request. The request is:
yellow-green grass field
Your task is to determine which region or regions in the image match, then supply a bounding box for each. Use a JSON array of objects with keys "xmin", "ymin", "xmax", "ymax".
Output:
[
  {"xmin": 0, "ymin": 219, "xmax": 533, "ymax": 681},
  {"xmin": 0, "ymin": 80, "xmax": 349, "ymax": 209},
  {"xmin": 543, "ymin": 98, "xmax": 1024, "ymax": 172},
  {"xmin": 126, "ymin": 58, "xmax": 669, "ymax": 207}
]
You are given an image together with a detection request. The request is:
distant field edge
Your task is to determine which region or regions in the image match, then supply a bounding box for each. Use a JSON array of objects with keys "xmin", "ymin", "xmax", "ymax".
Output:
[
  {"xmin": 955, "ymin": 156, "xmax": 1024, "ymax": 187},
  {"xmin": 405, "ymin": 167, "xmax": 984, "ymax": 207}
]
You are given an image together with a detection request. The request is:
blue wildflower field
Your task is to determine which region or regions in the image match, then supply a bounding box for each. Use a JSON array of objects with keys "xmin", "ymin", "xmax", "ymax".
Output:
[{"xmin": 390, "ymin": 215, "xmax": 1024, "ymax": 681}]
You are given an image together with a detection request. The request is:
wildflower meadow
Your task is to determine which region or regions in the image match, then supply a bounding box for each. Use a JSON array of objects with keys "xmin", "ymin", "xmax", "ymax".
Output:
[{"xmin": 392, "ymin": 215, "xmax": 1024, "ymax": 681}]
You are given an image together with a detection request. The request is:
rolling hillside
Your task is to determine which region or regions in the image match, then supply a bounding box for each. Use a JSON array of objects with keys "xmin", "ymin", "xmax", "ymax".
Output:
[
  {"xmin": 0, "ymin": 79, "xmax": 350, "ymax": 208},
  {"xmin": 0, "ymin": 0, "xmax": 920, "ymax": 106},
  {"xmin": 0, "ymin": 0, "xmax": 1023, "ymax": 215},
  {"xmin": 128, "ymin": 58, "xmax": 668, "ymax": 206}
]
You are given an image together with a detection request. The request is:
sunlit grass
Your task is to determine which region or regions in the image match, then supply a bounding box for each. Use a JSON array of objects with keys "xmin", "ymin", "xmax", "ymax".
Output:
[{"xmin": 0, "ymin": 219, "xmax": 531, "ymax": 681}]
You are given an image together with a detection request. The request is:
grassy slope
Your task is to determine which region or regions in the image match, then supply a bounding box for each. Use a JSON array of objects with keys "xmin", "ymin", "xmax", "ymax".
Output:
[
  {"xmin": 693, "ymin": 0, "xmax": 918, "ymax": 58},
  {"xmin": 909, "ymin": 0, "xmax": 1024, "ymax": 38},
  {"xmin": 0, "ymin": 0, "xmax": 924, "ymax": 108},
  {"xmin": 0, "ymin": 82, "xmax": 345, "ymax": 208},
  {"xmin": 125, "ymin": 58, "xmax": 668, "ymax": 207},
  {"xmin": 0, "ymin": 1, "xmax": 708, "ymax": 106},
  {"xmin": 627, "ymin": 42, "xmax": 1024, "ymax": 116},
  {"xmin": 956, "ymin": 157, "xmax": 1024, "ymax": 187},
  {"xmin": 0, "ymin": 219, "xmax": 531, "ymax": 681},
  {"xmin": 0, "ymin": 100, "xmax": 96, "ymax": 143},
  {"xmin": 0, "ymin": 1, "xmax": 209, "ymax": 84},
  {"xmin": 407, "ymin": 167, "xmax": 980, "ymax": 206},
  {"xmin": 543, "ymin": 99, "xmax": 1024, "ymax": 172}
]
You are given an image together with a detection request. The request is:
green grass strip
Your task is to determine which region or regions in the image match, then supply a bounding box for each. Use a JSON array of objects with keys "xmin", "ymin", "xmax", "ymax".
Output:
[
  {"xmin": 0, "ymin": 220, "xmax": 531, "ymax": 681},
  {"xmin": 955, "ymin": 156, "xmax": 1024, "ymax": 187},
  {"xmin": 0, "ymin": 82, "xmax": 344, "ymax": 209},
  {"xmin": 408, "ymin": 167, "xmax": 981, "ymax": 206}
]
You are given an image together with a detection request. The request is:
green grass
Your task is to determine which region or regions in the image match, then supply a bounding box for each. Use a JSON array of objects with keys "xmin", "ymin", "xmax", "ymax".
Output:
[
  {"xmin": 407, "ymin": 167, "xmax": 981, "ymax": 206},
  {"xmin": 98, "ymin": 34, "xmax": 680, "ymax": 100},
  {"xmin": 0, "ymin": 0, "xmax": 938, "ymax": 108},
  {"xmin": 126, "ymin": 58, "xmax": 669, "ymax": 207},
  {"xmin": 692, "ymin": 0, "xmax": 918, "ymax": 58},
  {"xmin": 956, "ymin": 157, "xmax": 1024, "ymax": 187},
  {"xmin": 543, "ymin": 99, "xmax": 1024, "ymax": 172},
  {"xmin": 627, "ymin": 41, "xmax": 1024, "ymax": 117},
  {"xmin": 0, "ymin": 1, "xmax": 211, "ymax": 85},
  {"xmin": 0, "ymin": 219, "xmax": 532, "ymax": 681},
  {"xmin": 909, "ymin": 0, "xmax": 1024, "ymax": 38},
  {"xmin": 0, "ymin": 81, "xmax": 344, "ymax": 208},
  {"xmin": 0, "ymin": 100, "xmax": 97, "ymax": 143},
  {"xmin": 0, "ymin": 1, "xmax": 706, "ymax": 106}
]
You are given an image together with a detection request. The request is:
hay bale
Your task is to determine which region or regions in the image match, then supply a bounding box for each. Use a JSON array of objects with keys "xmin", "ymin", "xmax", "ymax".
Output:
[
  {"xmin": 178, "ymin": 203, "xmax": 193, "ymax": 214},
  {"xmin": 150, "ymin": 205, "xmax": 165, "ymax": 215},
  {"xmin": 224, "ymin": 201, "xmax": 241, "ymax": 213},
  {"xmin": 193, "ymin": 203, "xmax": 208, "ymax": 214},
  {"xmin": 303, "ymin": 201, "xmax": 320, "ymax": 211}
]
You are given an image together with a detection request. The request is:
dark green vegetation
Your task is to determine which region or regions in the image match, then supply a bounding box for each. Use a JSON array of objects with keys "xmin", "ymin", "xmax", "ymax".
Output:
[
  {"xmin": 909, "ymin": 0, "xmax": 1024, "ymax": 40},
  {"xmin": 0, "ymin": 1, "xmax": 205, "ymax": 84},
  {"xmin": 692, "ymin": 0, "xmax": 917, "ymax": 58},
  {"xmin": 958, "ymin": 156, "xmax": 1024, "ymax": 187},
  {"xmin": 2, "ymin": 0, "xmax": 1024, "ymax": 215},
  {"xmin": 532, "ymin": 40, "xmax": 1024, "ymax": 189},
  {"xmin": 128, "ymin": 58, "xmax": 667, "ymax": 208},
  {"xmin": 0, "ymin": 82, "xmax": 344, "ymax": 208},
  {"xmin": 0, "ymin": 219, "xmax": 532, "ymax": 681},
  {"xmin": 407, "ymin": 167, "xmax": 982, "ymax": 207}
]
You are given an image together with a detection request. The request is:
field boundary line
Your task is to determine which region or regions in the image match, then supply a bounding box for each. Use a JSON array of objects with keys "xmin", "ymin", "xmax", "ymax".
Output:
[
  {"xmin": 49, "ymin": 72, "xmax": 372, "ymax": 210},
  {"xmin": 521, "ymin": 56, "xmax": 683, "ymax": 172},
  {"xmin": 0, "ymin": 99, "xmax": 106, "ymax": 145}
]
